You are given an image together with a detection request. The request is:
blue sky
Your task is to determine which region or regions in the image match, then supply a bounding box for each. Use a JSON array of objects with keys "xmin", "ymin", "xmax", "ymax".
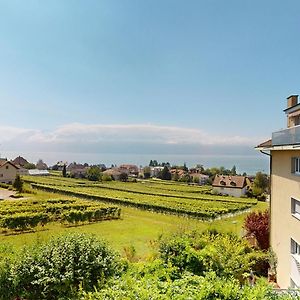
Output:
[{"xmin": 0, "ymin": 0, "xmax": 299, "ymax": 163}]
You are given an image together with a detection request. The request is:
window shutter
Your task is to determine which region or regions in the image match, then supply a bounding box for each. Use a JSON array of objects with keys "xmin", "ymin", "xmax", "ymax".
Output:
[{"xmin": 292, "ymin": 157, "xmax": 296, "ymax": 173}]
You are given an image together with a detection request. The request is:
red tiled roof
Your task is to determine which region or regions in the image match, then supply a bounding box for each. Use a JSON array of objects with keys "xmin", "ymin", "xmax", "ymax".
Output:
[
  {"xmin": 212, "ymin": 175, "xmax": 247, "ymax": 189},
  {"xmin": 256, "ymin": 139, "xmax": 272, "ymax": 148}
]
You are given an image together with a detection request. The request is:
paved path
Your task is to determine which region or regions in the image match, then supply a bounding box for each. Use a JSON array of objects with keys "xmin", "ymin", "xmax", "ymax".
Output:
[{"xmin": 0, "ymin": 189, "xmax": 16, "ymax": 200}]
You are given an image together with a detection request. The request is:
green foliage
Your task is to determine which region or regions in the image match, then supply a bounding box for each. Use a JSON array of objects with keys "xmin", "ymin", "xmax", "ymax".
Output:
[
  {"xmin": 0, "ymin": 197, "xmax": 121, "ymax": 231},
  {"xmin": 80, "ymin": 263, "xmax": 289, "ymax": 300},
  {"xmin": 24, "ymin": 175, "xmax": 257, "ymax": 220},
  {"xmin": 143, "ymin": 166, "xmax": 151, "ymax": 179},
  {"xmin": 9, "ymin": 233, "xmax": 120, "ymax": 300},
  {"xmin": 119, "ymin": 172, "xmax": 128, "ymax": 182},
  {"xmin": 0, "ymin": 212, "xmax": 49, "ymax": 230},
  {"xmin": 157, "ymin": 166, "xmax": 172, "ymax": 180},
  {"xmin": 24, "ymin": 162, "xmax": 36, "ymax": 170},
  {"xmin": 62, "ymin": 164, "xmax": 67, "ymax": 177},
  {"xmin": 86, "ymin": 166, "xmax": 102, "ymax": 181},
  {"xmin": 102, "ymin": 174, "xmax": 112, "ymax": 181},
  {"xmin": 253, "ymin": 172, "xmax": 269, "ymax": 193},
  {"xmin": 13, "ymin": 174, "xmax": 23, "ymax": 192},
  {"xmin": 158, "ymin": 230, "xmax": 269, "ymax": 281}
]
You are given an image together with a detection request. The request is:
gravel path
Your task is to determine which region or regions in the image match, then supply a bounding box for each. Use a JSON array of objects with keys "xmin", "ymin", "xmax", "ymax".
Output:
[{"xmin": 0, "ymin": 189, "xmax": 16, "ymax": 200}]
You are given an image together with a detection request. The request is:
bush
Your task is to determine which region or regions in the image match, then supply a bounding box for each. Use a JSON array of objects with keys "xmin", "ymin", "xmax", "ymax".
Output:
[
  {"xmin": 10, "ymin": 233, "xmax": 120, "ymax": 300},
  {"xmin": 102, "ymin": 174, "xmax": 112, "ymax": 181},
  {"xmin": 13, "ymin": 175, "xmax": 23, "ymax": 192},
  {"xmin": 244, "ymin": 210, "xmax": 270, "ymax": 250},
  {"xmin": 158, "ymin": 230, "xmax": 268, "ymax": 282}
]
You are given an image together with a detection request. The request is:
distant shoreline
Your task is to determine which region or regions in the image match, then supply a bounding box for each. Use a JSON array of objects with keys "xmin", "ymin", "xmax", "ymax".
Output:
[{"xmin": 3, "ymin": 151, "xmax": 269, "ymax": 176}]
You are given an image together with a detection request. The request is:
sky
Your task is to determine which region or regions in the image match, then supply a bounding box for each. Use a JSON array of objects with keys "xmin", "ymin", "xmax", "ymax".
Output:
[{"xmin": 0, "ymin": 0, "xmax": 299, "ymax": 167}]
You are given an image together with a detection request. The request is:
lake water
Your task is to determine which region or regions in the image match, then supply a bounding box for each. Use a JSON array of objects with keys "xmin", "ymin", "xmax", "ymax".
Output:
[{"xmin": 3, "ymin": 151, "xmax": 270, "ymax": 176}]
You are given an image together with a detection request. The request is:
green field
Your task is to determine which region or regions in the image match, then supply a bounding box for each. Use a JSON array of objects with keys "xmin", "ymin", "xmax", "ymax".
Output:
[{"xmin": 0, "ymin": 176, "xmax": 268, "ymax": 259}]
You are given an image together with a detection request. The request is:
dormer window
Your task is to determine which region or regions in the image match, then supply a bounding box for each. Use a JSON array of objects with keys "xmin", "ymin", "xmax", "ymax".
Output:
[
  {"xmin": 220, "ymin": 180, "xmax": 226, "ymax": 185},
  {"xmin": 230, "ymin": 181, "xmax": 236, "ymax": 186}
]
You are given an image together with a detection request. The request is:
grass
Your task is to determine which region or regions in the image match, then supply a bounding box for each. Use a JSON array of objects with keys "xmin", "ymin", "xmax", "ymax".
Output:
[{"xmin": 0, "ymin": 185, "xmax": 268, "ymax": 259}]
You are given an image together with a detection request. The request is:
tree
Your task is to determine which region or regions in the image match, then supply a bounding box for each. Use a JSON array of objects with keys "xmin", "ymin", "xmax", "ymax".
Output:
[
  {"xmin": 230, "ymin": 165, "xmax": 237, "ymax": 176},
  {"xmin": 183, "ymin": 162, "xmax": 188, "ymax": 172},
  {"xmin": 24, "ymin": 163, "xmax": 36, "ymax": 170},
  {"xmin": 119, "ymin": 173, "xmax": 128, "ymax": 182},
  {"xmin": 62, "ymin": 164, "xmax": 67, "ymax": 177},
  {"xmin": 143, "ymin": 166, "xmax": 151, "ymax": 179},
  {"xmin": 13, "ymin": 175, "xmax": 23, "ymax": 192},
  {"xmin": 158, "ymin": 166, "xmax": 171, "ymax": 180},
  {"xmin": 86, "ymin": 166, "xmax": 102, "ymax": 181},
  {"xmin": 254, "ymin": 172, "xmax": 269, "ymax": 192},
  {"xmin": 244, "ymin": 210, "xmax": 270, "ymax": 250}
]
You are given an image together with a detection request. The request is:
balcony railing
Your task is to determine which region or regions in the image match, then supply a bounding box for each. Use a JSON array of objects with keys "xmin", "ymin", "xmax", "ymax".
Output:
[{"xmin": 272, "ymin": 125, "xmax": 300, "ymax": 146}]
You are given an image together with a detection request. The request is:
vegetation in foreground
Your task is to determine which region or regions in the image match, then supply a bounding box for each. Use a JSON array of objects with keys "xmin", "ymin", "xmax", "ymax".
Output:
[{"xmin": 0, "ymin": 231, "xmax": 298, "ymax": 300}]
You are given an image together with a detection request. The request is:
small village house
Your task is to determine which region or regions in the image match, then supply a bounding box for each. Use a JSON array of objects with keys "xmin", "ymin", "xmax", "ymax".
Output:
[
  {"xmin": 102, "ymin": 168, "xmax": 122, "ymax": 180},
  {"xmin": 212, "ymin": 175, "xmax": 248, "ymax": 197},
  {"xmin": 0, "ymin": 160, "xmax": 19, "ymax": 184}
]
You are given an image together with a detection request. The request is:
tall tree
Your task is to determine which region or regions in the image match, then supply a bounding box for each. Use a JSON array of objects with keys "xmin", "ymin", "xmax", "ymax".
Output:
[{"xmin": 62, "ymin": 164, "xmax": 67, "ymax": 177}]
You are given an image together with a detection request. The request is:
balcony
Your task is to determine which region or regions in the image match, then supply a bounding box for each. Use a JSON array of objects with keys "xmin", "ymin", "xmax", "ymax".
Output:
[{"xmin": 272, "ymin": 125, "xmax": 300, "ymax": 146}]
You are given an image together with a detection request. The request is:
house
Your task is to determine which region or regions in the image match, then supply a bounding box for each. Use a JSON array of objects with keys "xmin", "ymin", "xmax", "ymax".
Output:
[
  {"xmin": 102, "ymin": 168, "xmax": 122, "ymax": 180},
  {"xmin": 12, "ymin": 156, "xmax": 29, "ymax": 168},
  {"xmin": 212, "ymin": 175, "xmax": 248, "ymax": 197},
  {"xmin": 0, "ymin": 160, "xmax": 19, "ymax": 184},
  {"xmin": 189, "ymin": 173, "xmax": 209, "ymax": 185},
  {"xmin": 256, "ymin": 95, "xmax": 300, "ymax": 288},
  {"xmin": 118, "ymin": 164, "xmax": 139, "ymax": 177},
  {"xmin": 150, "ymin": 166, "xmax": 164, "ymax": 177},
  {"xmin": 36, "ymin": 160, "xmax": 48, "ymax": 170}
]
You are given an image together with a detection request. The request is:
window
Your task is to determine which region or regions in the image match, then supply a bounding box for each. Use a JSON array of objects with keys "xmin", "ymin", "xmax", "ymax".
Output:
[
  {"xmin": 5, "ymin": 166, "xmax": 8, "ymax": 169},
  {"xmin": 292, "ymin": 198, "xmax": 300, "ymax": 220},
  {"xmin": 0, "ymin": 174, "xmax": 3, "ymax": 177},
  {"xmin": 291, "ymin": 238, "xmax": 300, "ymax": 255},
  {"xmin": 292, "ymin": 157, "xmax": 300, "ymax": 175}
]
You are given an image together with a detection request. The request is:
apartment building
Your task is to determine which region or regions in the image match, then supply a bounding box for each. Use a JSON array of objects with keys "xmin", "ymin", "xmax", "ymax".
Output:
[{"xmin": 257, "ymin": 95, "xmax": 300, "ymax": 288}]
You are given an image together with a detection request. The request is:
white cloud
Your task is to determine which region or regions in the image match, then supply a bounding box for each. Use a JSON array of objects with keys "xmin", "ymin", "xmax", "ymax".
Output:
[{"xmin": 0, "ymin": 123, "xmax": 266, "ymax": 153}]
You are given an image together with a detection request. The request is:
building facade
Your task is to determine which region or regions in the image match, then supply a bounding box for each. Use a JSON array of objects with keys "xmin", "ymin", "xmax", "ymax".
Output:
[
  {"xmin": 212, "ymin": 175, "xmax": 248, "ymax": 197},
  {"xmin": 257, "ymin": 95, "xmax": 300, "ymax": 288},
  {"xmin": 0, "ymin": 161, "xmax": 19, "ymax": 184}
]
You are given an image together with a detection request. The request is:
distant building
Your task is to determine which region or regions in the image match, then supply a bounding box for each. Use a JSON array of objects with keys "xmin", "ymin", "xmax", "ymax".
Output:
[
  {"xmin": 28, "ymin": 169, "xmax": 49, "ymax": 176},
  {"xmin": 118, "ymin": 164, "xmax": 139, "ymax": 176},
  {"xmin": 36, "ymin": 160, "xmax": 48, "ymax": 170},
  {"xmin": 212, "ymin": 175, "xmax": 248, "ymax": 197},
  {"xmin": 103, "ymin": 168, "xmax": 122, "ymax": 180},
  {"xmin": 0, "ymin": 161, "xmax": 19, "ymax": 184},
  {"xmin": 52, "ymin": 161, "xmax": 67, "ymax": 171},
  {"xmin": 11, "ymin": 156, "xmax": 29, "ymax": 168},
  {"xmin": 189, "ymin": 173, "xmax": 209, "ymax": 185},
  {"xmin": 150, "ymin": 166, "xmax": 164, "ymax": 177}
]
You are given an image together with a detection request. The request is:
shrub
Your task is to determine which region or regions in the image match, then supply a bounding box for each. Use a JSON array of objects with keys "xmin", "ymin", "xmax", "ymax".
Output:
[
  {"xmin": 244, "ymin": 210, "xmax": 270, "ymax": 250},
  {"xmin": 13, "ymin": 175, "xmax": 23, "ymax": 192},
  {"xmin": 11, "ymin": 233, "xmax": 120, "ymax": 300},
  {"xmin": 158, "ymin": 230, "xmax": 268, "ymax": 282},
  {"xmin": 102, "ymin": 174, "xmax": 112, "ymax": 181}
]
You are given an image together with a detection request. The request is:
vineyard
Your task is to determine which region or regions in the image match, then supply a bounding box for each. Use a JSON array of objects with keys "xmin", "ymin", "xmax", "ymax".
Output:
[
  {"xmin": 23, "ymin": 176, "xmax": 257, "ymax": 220},
  {"xmin": 0, "ymin": 197, "xmax": 120, "ymax": 231}
]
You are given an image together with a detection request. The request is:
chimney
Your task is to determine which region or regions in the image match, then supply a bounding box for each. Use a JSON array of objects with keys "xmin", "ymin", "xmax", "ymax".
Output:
[{"xmin": 287, "ymin": 95, "xmax": 298, "ymax": 109}]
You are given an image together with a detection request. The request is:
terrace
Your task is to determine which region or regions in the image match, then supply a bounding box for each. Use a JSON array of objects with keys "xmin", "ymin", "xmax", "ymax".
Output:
[{"xmin": 272, "ymin": 125, "xmax": 300, "ymax": 146}]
